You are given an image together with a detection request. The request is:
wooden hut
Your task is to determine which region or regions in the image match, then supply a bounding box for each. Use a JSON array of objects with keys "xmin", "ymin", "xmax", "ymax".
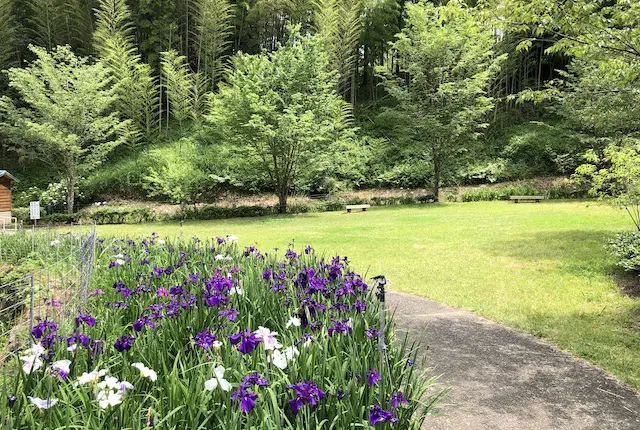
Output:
[{"xmin": 0, "ymin": 170, "xmax": 17, "ymax": 227}]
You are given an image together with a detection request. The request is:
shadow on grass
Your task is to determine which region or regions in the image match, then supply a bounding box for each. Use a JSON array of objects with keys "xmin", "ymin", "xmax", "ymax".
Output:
[{"xmin": 485, "ymin": 229, "xmax": 619, "ymax": 273}]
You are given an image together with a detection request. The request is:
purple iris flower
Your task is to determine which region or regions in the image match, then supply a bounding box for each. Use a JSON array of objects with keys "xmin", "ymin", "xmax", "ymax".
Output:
[
  {"xmin": 369, "ymin": 404, "xmax": 398, "ymax": 425},
  {"xmin": 287, "ymin": 380, "xmax": 325, "ymax": 416},
  {"xmin": 31, "ymin": 319, "xmax": 56, "ymax": 339},
  {"xmin": 365, "ymin": 328, "xmax": 380, "ymax": 339},
  {"xmin": 390, "ymin": 391, "xmax": 410, "ymax": 409},
  {"xmin": 328, "ymin": 319, "xmax": 351, "ymax": 337},
  {"xmin": 194, "ymin": 329, "xmax": 217, "ymax": 349},
  {"xmin": 271, "ymin": 283, "xmax": 286, "ymax": 292},
  {"xmin": 218, "ymin": 308, "xmax": 239, "ymax": 321},
  {"xmin": 229, "ymin": 330, "xmax": 261, "ymax": 354},
  {"xmin": 352, "ymin": 300, "xmax": 367, "ymax": 312},
  {"xmin": 262, "ymin": 269, "xmax": 272, "ymax": 280},
  {"xmin": 304, "ymin": 245, "xmax": 313, "ymax": 254},
  {"xmin": 231, "ymin": 387, "xmax": 257, "ymax": 414},
  {"xmin": 242, "ymin": 372, "xmax": 269, "ymax": 388},
  {"xmin": 285, "ymin": 249, "xmax": 298, "ymax": 259},
  {"xmin": 114, "ymin": 335, "xmax": 135, "ymax": 352},
  {"xmin": 75, "ymin": 311, "xmax": 95, "ymax": 328},
  {"xmin": 204, "ymin": 293, "xmax": 229, "ymax": 307},
  {"xmin": 295, "ymin": 333, "xmax": 314, "ymax": 346},
  {"xmin": 335, "ymin": 388, "xmax": 345, "ymax": 400},
  {"xmin": 367, "ymin": 368, "xmax": 380, "ymax": 387},
  {"xmin": 31, "ymin": 319, "xmax": 57, "ymax": 349},
  {"xmin": 133, "ymin": 316, "xmax": 155, "ymax": 332}
]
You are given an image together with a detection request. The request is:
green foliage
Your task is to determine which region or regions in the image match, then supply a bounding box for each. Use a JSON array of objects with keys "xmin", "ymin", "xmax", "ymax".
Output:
[
  {"xmin": 194, "ymin": 0, "xmax": 234, "ymax": 85},
  {"xmin": 208, "ymin": 29, "xmax": 355, "ymax": 213},
  {"xmin": 94, "ymin": 0, "xmax": 160, "ymax": 139},
  {"xmin": 87, "ymin": 206, "xmax": 156, "ymax": 224},
  {"xmin": 27, "ymin": 0, "xmax": 65, "ymax": 50},
  {"xmin": 130, "ymin": 0, "xmax": 178, "ymax": 70},
  {"xmin": 0, "ymin": 45, "xmax": 128, "ymax": 214},
  {"xmin": 575, "ymin": 139, "xmax": 640, "ymax": 230},
  {"xmin": 161, "ymin": 50, "xmax": 194, "ymax": 126},
  {"xmin": 83, "ymin": 153, "xmax": 157, "ymax": 201},
  {"xmin": 378, "ymin": 0, "xmax": 506, "ymax": 200},
  {"xmin": 26, "ymin": 0, "xmax": 95, "ymax": 53},
  {"xmin": 0, "ymin": 0, "xmax": 17, "ymax": 75},
  {"xmin": 609, "ymin": 231, "xmax": 640, "ymax": 274},
  {"xmin": 160, "ymin": 50, "xmax": 208, "ymax": 127},
  {"xmin": 315, "ymin": 0, "xmax": 362, "ymax": 98},
  {"xmin": 499, "ymin": 121, "xmax": 585, "ymax": 178},
  {"xmin": 142, "ymin": 138, "xmax": 233, "ymax": 204},
  {"xmin": 460, "ymin": 180, "xmax": 586, "ymax": 202}
]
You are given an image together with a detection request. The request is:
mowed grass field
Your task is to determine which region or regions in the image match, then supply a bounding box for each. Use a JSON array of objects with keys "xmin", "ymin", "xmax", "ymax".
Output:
[{"xmin": 98, "ymin": 200, "xmax": 640, "ymax": 389}]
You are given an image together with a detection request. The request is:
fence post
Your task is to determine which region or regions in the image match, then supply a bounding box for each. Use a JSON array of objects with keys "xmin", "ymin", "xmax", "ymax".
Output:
[
  {"xmin": 374, "ymin": 275, "xmax": 387, "ymax": 405},
  {"xmin": 79, "ymin": 226, "xmax": 96, "ymax": 308},
  {"xmin": 29, "ymin": 274, "xmax": 35, "ymax": 339}
]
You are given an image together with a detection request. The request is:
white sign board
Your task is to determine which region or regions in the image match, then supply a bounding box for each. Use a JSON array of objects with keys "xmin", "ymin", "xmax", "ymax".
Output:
[{"xmin": 29, "ymin": 201, "xmax": 41, "ymax": 220}]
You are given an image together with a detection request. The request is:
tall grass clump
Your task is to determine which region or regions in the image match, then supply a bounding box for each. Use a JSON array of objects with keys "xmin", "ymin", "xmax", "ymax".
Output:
[{"xmin": 1, "ymin": 234, "xmax": 442, "ymax": 428}]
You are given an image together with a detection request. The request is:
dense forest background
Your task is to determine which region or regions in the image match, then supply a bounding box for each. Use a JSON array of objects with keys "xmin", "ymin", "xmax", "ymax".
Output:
[{"xmin": 0, "ymin": 0, "xmax": 637, "ymax": 213}]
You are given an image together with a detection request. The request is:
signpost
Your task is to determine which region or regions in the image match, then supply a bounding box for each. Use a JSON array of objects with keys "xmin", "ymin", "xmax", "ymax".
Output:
[
  {"xmin": 29, "ymin": 201, "xmax": 40, "ymax": 252},
  {"xmin": 29, "ymin": 201, "xmax": 40, "ymax": 224}
]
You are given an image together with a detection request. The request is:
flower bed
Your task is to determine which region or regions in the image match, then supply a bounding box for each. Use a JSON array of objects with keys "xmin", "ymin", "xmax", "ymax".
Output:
[{"xmin": 3, "ymin": 234, "xmax": 441, "ymax": 428}]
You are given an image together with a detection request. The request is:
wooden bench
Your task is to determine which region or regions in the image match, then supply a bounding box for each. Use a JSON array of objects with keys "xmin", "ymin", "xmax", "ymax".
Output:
[
  {"xmin": 346, "ymin": 204, "xmax": 370, "ymax": 213},
  {"xmin": 510, "ymin": 195, "xmax": 545, "ymax": 203}
]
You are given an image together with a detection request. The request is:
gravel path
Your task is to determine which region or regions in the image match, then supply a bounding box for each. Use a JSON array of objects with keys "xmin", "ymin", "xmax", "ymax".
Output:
[{"xmin": 388, "ymin": 291, "xmax": 640, "ymax": 430}]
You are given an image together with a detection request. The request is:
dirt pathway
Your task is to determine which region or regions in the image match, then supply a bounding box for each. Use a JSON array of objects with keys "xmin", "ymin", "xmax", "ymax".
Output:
[{"xmin": 388, "ymin": 291, "xmax": 640, "ymax": 430}]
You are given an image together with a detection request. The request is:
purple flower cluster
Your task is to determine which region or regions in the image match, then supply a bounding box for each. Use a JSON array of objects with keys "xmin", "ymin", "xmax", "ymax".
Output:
[
  {"xmin": 230, "ymin": 372, "xmax": 270, "ymax": 414},
  {"xmin": 390, "ymin": 391, "xmax": 410, "ymax": 409},
  {"xmin": 231, "ymin": 387, "xmax": 258, "ymax": 414},
  {"xmin": 287, "ymin": 380, "xmax": 325, "ymax": 416},
  {"xmin": 369, "ymin": 404, "xmax": 398, "ymax": 426},
  {"xmin": 75, "ymin": 311, "xmax": 95, "ymax": 328},
  {"xmin": 114, "ymin": 335, "xmax": 136, "ymax": 352},
  {"xmin": 193, "ymin": 329, "xmax": 217, "ymax": 349},
  {"xmin": 229, "ymin": 330, "xmax": 261, "ymax": 354},
  {"xmin": 31, "ymin": 319, "xmax": 57, "ymax": 349},
  {"xmin": 328, "ymin": 318, "xmax": 352, "ymax": 337}
]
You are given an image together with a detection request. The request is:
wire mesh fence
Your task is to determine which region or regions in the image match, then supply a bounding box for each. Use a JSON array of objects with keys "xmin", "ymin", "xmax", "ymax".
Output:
[{"xmin": 0, "ymin": 225, "xmax": 96, "ymax": 361}]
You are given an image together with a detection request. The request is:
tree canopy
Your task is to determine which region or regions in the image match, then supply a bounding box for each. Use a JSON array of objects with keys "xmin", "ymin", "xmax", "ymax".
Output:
[
  {"xmin": 0, "ymin": 45, "xmax": 128, "ymax": 213},
  {"xmin": 207, "ymin": 29, "xmax": 353, "ymax": 212}
]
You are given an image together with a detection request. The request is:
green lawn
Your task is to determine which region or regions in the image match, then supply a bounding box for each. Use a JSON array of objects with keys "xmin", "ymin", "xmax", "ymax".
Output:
[{"xmin": 98, "ymin": 200, "xmax": 640, "ymax": 389}]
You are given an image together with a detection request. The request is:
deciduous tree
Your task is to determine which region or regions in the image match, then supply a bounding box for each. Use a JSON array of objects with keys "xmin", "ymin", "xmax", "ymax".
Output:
[
  {"xmin": 379, "ymin": 0, "xmax": 505, "ymax": 200},
  {"xmin": 207, "ymin": 29, "xmax": 353, "ymax": 213},
  {"xmin": 0, "ymin": 45, "xmax": 128, "ymax": 214}
]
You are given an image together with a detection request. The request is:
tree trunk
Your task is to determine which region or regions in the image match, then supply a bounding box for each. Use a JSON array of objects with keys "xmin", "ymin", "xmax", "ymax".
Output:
[
  {"xmin": 277, "ymin": 188, "xmax": 288, "ymax": 214},
  {"xmin": 433, "ymin": 158, "xmax": 441, "ymax": 203},
  {"xmin": 66, "ymin": 174, "xmax": 75, "ymax": 215}
]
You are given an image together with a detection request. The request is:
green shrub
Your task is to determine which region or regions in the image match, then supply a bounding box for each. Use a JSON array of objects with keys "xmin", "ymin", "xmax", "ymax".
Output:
[
  {"xmin": 86, "ymin": 207, "xmax": 157, "ymax": 224},
  {"xmin": 12, "ymin": 207, "xmax": 30, "ymax": 223},
  {"xmin": 461, "ymin": 181, "xmax": 587, "ymax": 202},
  {"xmin": 609, "ymin": 232, "xmax": 640, "ymax": 273},
  {"xmin": 41, "ymin": 213, "xmax": 78, "ymax": 224}
]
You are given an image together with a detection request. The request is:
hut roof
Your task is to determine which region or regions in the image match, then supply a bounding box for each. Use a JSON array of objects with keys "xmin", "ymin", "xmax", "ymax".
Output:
[{"xmin": 0, "ymin": 170, "xmax": 17, "ymax": 182}]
